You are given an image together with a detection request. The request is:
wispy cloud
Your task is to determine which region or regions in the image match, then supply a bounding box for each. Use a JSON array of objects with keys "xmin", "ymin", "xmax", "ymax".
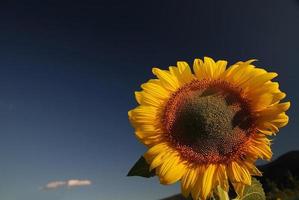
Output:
[
  {"xmin": 67, "ymin": 179, "xmax": 92, "ymax": 187},
  {"xmin": 45, "ymin": 181, "xmax": 66, "ymax": 189},
  {"xmin": 42, "ymin": 179, "xmax": 92, "ymax": 190}
]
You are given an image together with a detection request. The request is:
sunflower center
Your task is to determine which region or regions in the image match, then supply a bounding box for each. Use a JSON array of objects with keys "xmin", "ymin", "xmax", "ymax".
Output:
[
  {"xmin": 174, "ymin": 94, "xmax": 234, "ymax": 142},
  {"xmin": 163, "ymin": 80, "xmax": 255, "ymax": 164}
]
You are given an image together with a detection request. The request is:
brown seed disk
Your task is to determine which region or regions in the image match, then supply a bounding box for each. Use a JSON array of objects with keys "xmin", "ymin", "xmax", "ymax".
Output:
[{"xmin": 162, "ymin": 79, "xmax": 256, "ymax": 164}]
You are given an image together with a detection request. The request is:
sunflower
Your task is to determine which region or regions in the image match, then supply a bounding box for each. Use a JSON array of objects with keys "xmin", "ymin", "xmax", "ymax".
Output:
[{"xmin": 128, "ymin": 57, "xmax": 290, "ymax": 200}]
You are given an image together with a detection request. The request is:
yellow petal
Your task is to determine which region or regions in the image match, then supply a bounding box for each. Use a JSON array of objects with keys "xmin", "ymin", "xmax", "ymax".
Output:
[
  {"xmin": 250, "ymin": 93, "xmax": 274, "ymax": 111},
  {"xmin": 246, "ymin": 81, "xmax": 286, "ymax": 111},
  {"xmin": 226, "ymin": 64, "xmax": 255, "ymax": 86},
  {"xmin": 128, "ymin": 106, "xmax": 158, "ymax": 126},
  {"xmin": 256, "ymin": 103, "xmax": 290, "ymax": 135},
  {"xmin": 259, "ymin": 102, "xmax": 290, "ymax": 116},
  {"xmin": 135, "ymin": 91, "xmax": 163, "ymax": 107},
  {"xmin": 242, "ymin": 72, "xmax": 278, "ymax": 92},
  {"xmin": 247, "ymin": 137, "xmax": 272, "ymax": 160},
  {"xmin": 270, "ymin": 113, "xmax": 289, "ymax": 127},
  {"xmin": 176, "ymin": 61, "xmax": 194, "ymax": 84},
  {"xmin": 130, "ymin": 105, "xmax": 157, "ymax": 118},
  {"xmin": 144, "ymin": 143, "xmax": 169, "ymax": 163},
  {"xmin": 191, "ymin": 166, "xmax": 205, "ymax": 200},
  {"xmin": 242, "ymin": 160, "xmax": 263, "ymax": 177},
  {"xmin": 158, "ymin": 153, "xmax": 178, "ymax": 177},
  {"xmin": 215, "ymin": 164, "xmax": 229, "ymax": 191},
  {"xmin": 193, "ymin": 57, "xmax": 227, "ymax": 80},
  {"xmin": 247, "ymin": 81, "xmax": 279, "ymax": 97},
  {"xmin": 232, "ymin": 182, "xmax": 246, "ymax": 198},
  {"xmin": 133, "ymin": 124, "xmax": 158, "ymax": 132},
  {"xmin": 203, "ymin": 57, "xmax": 217, "ymax": 78},
  {"xmin": 228, "ymin": 161, "xmax": 251, "ymax": 185},
  {"xmin": 141, "ymin": 79, "xmax": 170, "ymax": 100},
  {"xmin": 215, "ymin": 60, "xmax": 228, "ymax": 77},
  {"xmin": 201, "ymin": 164, "xmax": 216, "ymax": 199},
  {"xmin": 193, "ymin": 58, "xmax": 204, "ymax": 78},
  {"xmin": 177, "ymin": 61, "xmax": 191, "ymax": 74},
  {"xmin": 221, "ymin": 63, "xmax": 240, "ymax": 80},
  {"xmin": 169, "ymin": 63, "xmax": 194, "ymax": 86},
  {"xmin": 221, "ymin": 59, "xmax": 257, "ymax": 84},
  {"xmin": 272, "ymin": 92, "xmax": 286, "ymax": 104},
  {"xmin": 149, "ymin": 151, "xmax": 171, "ymax": 171},
  {"xmin": 181, "ymin": 167, "xmax": 197, "ymax": 197},
  {"xmin": 135, "ymin": 130, "xmax": 159, "ymax": 139},
  {"xmin": 152, "ymin": 68, "xmax": 180, "ymax": 91},
  {"xmin": 136, "ymin": 134, "xmax": 162, "ymax": 146},
  {"xmin": 159, "ymin": 156, "xmax": 187, "ymax": 184}
]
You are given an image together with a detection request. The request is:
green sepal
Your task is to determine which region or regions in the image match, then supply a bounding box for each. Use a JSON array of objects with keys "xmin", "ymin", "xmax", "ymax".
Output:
[
  {"xmin": 127, "ymin": 156, "xmax": 156, "ymax": 178},
  {"xmin": 236, "ymin": 178, "xmax": 266, "ymax": 200}
]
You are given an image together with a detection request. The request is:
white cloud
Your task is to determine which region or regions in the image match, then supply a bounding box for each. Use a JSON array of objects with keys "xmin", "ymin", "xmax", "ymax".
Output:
[
  {"xmin": 45, "ymin": 181, "xmax": 66, "ymax": 189},
  {"xmin": 67, "ymin": 179, "xmax": 92, "ymax": 187},
  {"xmin": 43, "ymin": 179, "xmax": 92, "ymax": 190}
]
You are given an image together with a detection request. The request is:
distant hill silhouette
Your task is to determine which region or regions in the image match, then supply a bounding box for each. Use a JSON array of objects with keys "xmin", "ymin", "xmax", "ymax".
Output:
[
  {"xmin": 258, "ymin": 150, "xmax": 299, "ymax": 192},
  {"xmin": 161, "ymin": 151, "xmax": 299, "ymax": 200}
]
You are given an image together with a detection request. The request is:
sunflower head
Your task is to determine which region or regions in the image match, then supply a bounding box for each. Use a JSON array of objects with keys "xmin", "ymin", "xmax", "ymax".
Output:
[{"xmin": 128, "ymin": 57, "xmax": 290, "ymax": 200}]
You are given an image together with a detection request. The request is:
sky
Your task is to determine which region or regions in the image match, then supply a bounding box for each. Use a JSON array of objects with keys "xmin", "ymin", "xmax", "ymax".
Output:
[{"xmin": 0, "ymin": 0, "xmax": 298, "ymax": 200}]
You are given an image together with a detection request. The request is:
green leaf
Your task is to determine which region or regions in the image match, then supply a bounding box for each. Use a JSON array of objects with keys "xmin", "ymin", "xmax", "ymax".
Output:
[
  {"xmin": 127, "ymin": 156, "xmax": 156, "ymax": 178},
  {"xmin": 237, "ymin": 178, "xmax": 266, "ymax": 200}
]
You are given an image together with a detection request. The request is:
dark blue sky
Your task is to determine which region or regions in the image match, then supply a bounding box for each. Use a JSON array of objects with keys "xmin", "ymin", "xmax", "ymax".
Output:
[{"xmin": 0, "ymin": 1, "xmax": 298, "ymax": 199}]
